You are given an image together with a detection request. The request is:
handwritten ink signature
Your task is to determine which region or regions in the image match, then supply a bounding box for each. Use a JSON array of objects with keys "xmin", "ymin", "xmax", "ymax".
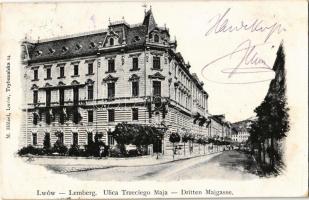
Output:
[
  {"xmin": 201, "ymin": 39, "xmax": 275, "ymax": 84},
  {"xmin": 205, "ymin": 8, "xmax": 286, "ymax": 43}
]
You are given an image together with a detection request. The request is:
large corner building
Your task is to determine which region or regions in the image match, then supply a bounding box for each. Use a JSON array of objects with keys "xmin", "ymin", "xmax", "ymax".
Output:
[{"xmin": 21, "ymin": 9, "xmax": 211, "ymax": 153}]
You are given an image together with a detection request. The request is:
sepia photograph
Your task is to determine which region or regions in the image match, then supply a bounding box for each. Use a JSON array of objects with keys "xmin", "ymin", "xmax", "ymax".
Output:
[{"xmin": 0, "ymin": 1, "xmax": 308, "ymax": 199}]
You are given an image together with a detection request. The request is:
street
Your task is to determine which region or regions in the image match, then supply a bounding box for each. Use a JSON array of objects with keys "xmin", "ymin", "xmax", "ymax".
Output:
[{"xmin": 66, "ymin": 150, "xmax": 259, "ymax": 181}]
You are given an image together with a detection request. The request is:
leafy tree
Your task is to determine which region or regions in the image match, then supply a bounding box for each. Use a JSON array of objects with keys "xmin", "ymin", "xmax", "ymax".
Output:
[
  {"xmin": 112, "ymin": 123, "xmax": 164, "ymax": 156},
  {"xmin": 248, "ymin": 43, "xmax": 289, "ymax": 172},
  {"xmin": 169, "ymin": 132, "xmax": 180, "ymax": 159},
  {"xmin": 52, "ymin": 140, "xmax": 68, "ymax": 155},
  {"xmin": 182, "ymin": 133, "xmax": 191, "ymax": 156},
  {"xmin": 197, "ymin": 137, "xmax": 204, "ymax": 154},
  {"xmin": 43, "ymin": 133, "xmax": 51, "ymax": 154},
  {"xmin": 85, "ymin": 132, "xmax": 106, "ymax": 157},
  {"xmin": 68, "ymin": 144, "xmax": 80, "ymax": 156}
]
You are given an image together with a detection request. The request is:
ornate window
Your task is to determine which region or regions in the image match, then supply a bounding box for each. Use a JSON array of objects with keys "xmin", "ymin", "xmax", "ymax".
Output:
[
  {"xmin": 132, "ymin": 81, "xmax": 139, "ymax": 97},
  {"xmin": 46, "ymin": 89, "xmax": 51, "ymax": 107},
  {"xmin": 56, "ymin": 131, "xmax": 64, "ymax": 144},
  {"xmin": 108, "ymin": 59, "xmax": 115, "ymax": 72},
  {"xmin": 109, "ymin": 38, "xmax": 114, "ymax": 46},
  {"xmin": 88, "ymin": 63, "xmax": 93, "ymax": 75},
  {"xmin": 46, "ymin": 68, "xmax": 51, "ymax": 79},
  {"xmin": 107, "ymin": 82, "xmax": 115, "ymax": 98},
  {"xmin": 73, "ymin": 132, "xmax": 78, "ymax": 145},
  {"xmin": 44, "ymin": 132, "xmax": 51, "ymax": 146},
  {"xmin": 33, "ymin": 113, "xmax": 38, "ymax": 125},
  {"xmin": 133, "ymin": 57, "xmax": 139, "ymax": 70},
  {"xmin": 73, "ymin": 64, "xmax": 79, "ymax": 76},
  {"xmin": 108, "ymin": 109, "xmax": 115, "ymax": 122},
  {"xmin": 153, "ymin": 56, "xmax": 161, "ymax": 70},
  {"xmin": 59, "ymin": 88, "xmax": 64, "ymax": 106},
  {"xmin": 73, "ymin": 87, "xmax": 79, "ymax": 106},
  {"xmin": 57, "ymin": 66, "xmax": 64, "ymax": 78},
  {"xmin": 108, "ymin": 131, "xmax": 114, "ymax": 146},
  {"xmin": 33, "ymin": 90, "xmax": 38, "ymax": 104},
  {"xmin": 88, "ymin": 110, "xmax": 93, "ymax": 123},
  {"xmin": 154, "ymin": 34, "xmax": 159, "ymax": 42},
  {"xmin": 46, "ymin": 110, "xmax": 51, "ymax": 125},
  {"xmin": 132, "ymin": 108, "xmax": 138, "ymax": 121},
  {"xmin": 153, "ymin": 81, "xmax": 161, "ymax": 97},
  {"xmin": 32, "ymin": 133, "xmax": 37, "ymax": 145},
  {"xmin": 88, "ymin": 85, "xmax": 93, "ymax": 100},
  {"xmin": 59, "ymin": 111, "xmax": 65, "ymax": 124},
  {"xmin": 33, "ymin": 69, "xmax": 38, "ymax": 80},
  {"xmin": 87, "ymin": 132, "xmax": 93, "ymax": 144}
]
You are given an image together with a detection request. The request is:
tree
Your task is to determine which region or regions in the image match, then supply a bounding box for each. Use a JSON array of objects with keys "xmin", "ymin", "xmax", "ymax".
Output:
[
  {"xmin": 85, "ymin": 132, "xmax": 106, "ymax": 157},
  {"xmin": 43, "ymin": 133, "xmax": 51, "ymax": 153},
  {"xmin": 52, "ymin": 131, "xmax": 67, "ymax": 155},
  {"xmin": 169, "ymin": 132, "xmax": 180, "ymax": 159},
  {"xmin": 52, "ymin": 140, "xmax": 68, "ymax": 155},
  {"xmin": 182, "ymin": 133, "xmax": 191, "ymax": 156},
  {"xmin": 196, "ymin": 137, "xmax": 205, "ymax": 154},
  {"xmin": 248, "ymin": 43, "xmax": 289, "ymax": 173},
  {"xmin": 112, "ymin": 123, "xmax": 164, "ymax": 157}
]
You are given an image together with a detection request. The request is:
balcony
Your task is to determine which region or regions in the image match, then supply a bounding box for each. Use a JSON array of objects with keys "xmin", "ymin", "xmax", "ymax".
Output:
[{"xmin": 27, "ymin": 102, "xmax": 45, "ymax": 109}]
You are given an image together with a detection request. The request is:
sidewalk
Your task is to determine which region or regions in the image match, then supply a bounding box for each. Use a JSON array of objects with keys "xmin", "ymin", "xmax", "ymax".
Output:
[{"xmin": 22, "ymin": 151, "xmax": 223, "ymax": 173}]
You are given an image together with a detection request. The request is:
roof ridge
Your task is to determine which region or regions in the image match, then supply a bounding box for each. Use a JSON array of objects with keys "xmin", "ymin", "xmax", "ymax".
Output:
[{"xmin": 26, "ymin": 28, "xmax": 108, "ymax": 44}]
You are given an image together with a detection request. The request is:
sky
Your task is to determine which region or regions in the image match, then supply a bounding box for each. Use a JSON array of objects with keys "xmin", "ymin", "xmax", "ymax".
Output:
[{"xmin": 10, "ymin": 1, "xmax": 291, "ymax": 122}]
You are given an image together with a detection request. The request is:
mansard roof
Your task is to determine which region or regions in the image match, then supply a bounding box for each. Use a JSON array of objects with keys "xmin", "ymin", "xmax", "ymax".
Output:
[
  {"xmin": 28, "ymin": 32, "xmax": 106, "ymax": 63},
  {"xmin": 23, "ymin": 9, "xmax": 167, "ymax": 63},
  {"xmin": 25, "ymin": 25, "xmax": 147, "ymax": 63}
]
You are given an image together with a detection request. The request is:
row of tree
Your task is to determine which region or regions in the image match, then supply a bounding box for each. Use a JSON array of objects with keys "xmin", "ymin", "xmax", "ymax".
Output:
[
  {"xmin": 18, "ymin": 132, "xmax": 108, "ymax": 157},
  {"xmin": 169, "ymin": 132, "xmax": 231, "ymax": 157},
  {"xmin": 111, "ymin": 122, "xmax": 164, "ymax": 155},
  {"xmin": 248, "ymin": 44, "xmax": 289, "ymax": 175}
]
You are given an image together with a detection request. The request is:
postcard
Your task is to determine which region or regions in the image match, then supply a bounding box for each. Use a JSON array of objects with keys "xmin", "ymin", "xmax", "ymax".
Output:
[{"xmin": 0, "ymin": 1, "xmax": 308, "ymax": 199}]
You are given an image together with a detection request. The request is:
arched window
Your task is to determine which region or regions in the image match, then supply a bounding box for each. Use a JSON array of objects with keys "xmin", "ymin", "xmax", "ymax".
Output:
[
  {"xmin": 109, "ymin": 38, "xmax": 114, "ymax": 46},
  {"xmin": 154, "ymin": 34, "xmax": 159, "ymax": 43}
]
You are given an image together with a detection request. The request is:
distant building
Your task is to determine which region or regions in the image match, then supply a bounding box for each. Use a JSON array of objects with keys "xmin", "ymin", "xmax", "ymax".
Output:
[
  {"xmin": 232, "ymin": 118, "xmax": 256, "ymax": 143},
  {"xmin": 210, "ymin": 114, "xmax": 233, "ymax": 141}
]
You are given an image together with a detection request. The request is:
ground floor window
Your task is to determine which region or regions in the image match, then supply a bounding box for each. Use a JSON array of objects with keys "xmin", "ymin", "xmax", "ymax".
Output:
[
  {"xmin": 108, "ymin": 132, "xmax": 114, "ymax": 146},
  {"xmin": 108, "ymin": 109, "xmax": 115, "ymax": 122},
  {"xmin": 56, "ymin": 132, "xmax": 64, "ymax": 144},
  {"xmin": 32, "ymin": 133, "xmax": 37, "ymax": 145},
  {"xmin": 44, "ymin": 132, "xmax": 51, "ymax": 148},
  {"xmin": 132, "ymin": 108, "xmax": 138, "ymax": 121},
  {"xmin": 73, "ymin": 132, "xmax": 78, "ymax": 145},
  {"xmin": 87, "ymin": 132, "xmax": 93, "ymax": 144}
]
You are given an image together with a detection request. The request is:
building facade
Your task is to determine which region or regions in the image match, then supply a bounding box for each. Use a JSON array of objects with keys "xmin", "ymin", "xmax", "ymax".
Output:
[
  {"xmin": 210, "ymin": 115, "xmax": 234, "ymax": 141},
  {"xmin": 232, "ymin": 119, "xmax": 255, "ymax": 143},
  {"xmin": 21, "ymin": 9, "xmax": 212, "ymax": 153}
]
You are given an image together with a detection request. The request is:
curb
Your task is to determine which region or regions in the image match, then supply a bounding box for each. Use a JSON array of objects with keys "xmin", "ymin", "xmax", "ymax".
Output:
[{"xmin": 49, "ymin": 151, "xmax": 224, "ymax": 173}]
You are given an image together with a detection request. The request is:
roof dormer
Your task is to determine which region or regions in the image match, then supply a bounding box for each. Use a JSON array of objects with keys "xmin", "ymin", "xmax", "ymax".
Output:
[{"xmin": 103, "ymin": 29, "xmax": 120, "ymax": 47}]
